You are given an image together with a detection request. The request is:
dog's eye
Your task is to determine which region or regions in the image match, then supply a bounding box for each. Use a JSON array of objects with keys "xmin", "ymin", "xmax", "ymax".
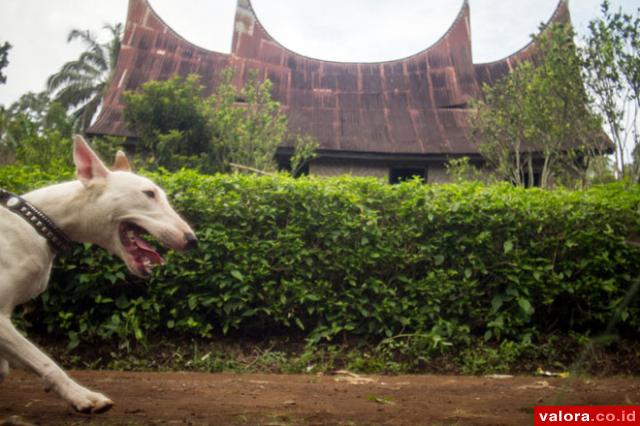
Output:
[{"xmin": 143, "ymin": 190, "xmax": 156, "ymax": 199}]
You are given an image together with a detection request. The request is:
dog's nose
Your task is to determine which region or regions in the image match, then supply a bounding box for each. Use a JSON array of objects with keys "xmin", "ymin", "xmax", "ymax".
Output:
[{"xmin": 184, "ymin": 233, "xmax": 198, "ymax": 250}]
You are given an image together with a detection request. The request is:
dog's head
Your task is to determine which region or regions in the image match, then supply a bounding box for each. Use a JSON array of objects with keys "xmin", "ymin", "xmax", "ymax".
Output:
[{"xmin": 73, "ymin": 135, "xmax": 196, "ymax": 278}]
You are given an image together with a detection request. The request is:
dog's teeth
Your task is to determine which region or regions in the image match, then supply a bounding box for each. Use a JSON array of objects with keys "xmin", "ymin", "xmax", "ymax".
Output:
[{"xmin": 142, "ymin": 258, "xmax": 153, "ymax": 274}]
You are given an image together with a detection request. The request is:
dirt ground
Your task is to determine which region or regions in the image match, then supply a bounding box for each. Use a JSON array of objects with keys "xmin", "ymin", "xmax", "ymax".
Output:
[{"xmin": 0, "ymin": 370, "xmax": 638, "ymax": 426}]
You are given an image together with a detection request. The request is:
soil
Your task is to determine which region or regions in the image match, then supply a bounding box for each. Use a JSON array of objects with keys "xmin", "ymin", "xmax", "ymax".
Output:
[{"xmin": 0, "ymin": 369, "xmax": 638, "ymax": 426}]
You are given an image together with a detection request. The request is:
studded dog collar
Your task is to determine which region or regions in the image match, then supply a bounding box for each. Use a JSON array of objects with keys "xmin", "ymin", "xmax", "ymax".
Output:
[{"xmin": 0, "ymin": 188, "xmax": 73, "ymax": 254}]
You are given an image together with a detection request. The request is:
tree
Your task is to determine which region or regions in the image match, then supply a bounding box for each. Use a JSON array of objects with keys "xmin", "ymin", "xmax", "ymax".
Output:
[
  {"xmin": 469, "ymin": 63, "xmax": 532, "ymax": 187},
  {"xmin": 470, "ymin": 22, "xmax": 603, "ymax": 188},
  {"xmin": 123, "ymin": 70, "xmax": 304, "ymax": 175},
  {"xmin": 122, "ymin": 74, "xmax": 211, "ymax": 170},
  {"xmin": 290, "ymin": 134, "xmax": 319, "ymax": 177},
  {"xmin": 1, "ymin": 93, "xmax": 74, "ymax": 169},
  {"xmin": 208, "ymin": 69, "xmax": 287, "ymax": 173},
  {"xmin": 47, "ymin": 24, "xmax": 122, "ymax": 133},
  {"xmin": 0, "ymin": 41, "xmax": 11, "ymax": 85},
  {"xmin": 8, "ymin": 92, "xmax": 64, "ymax": 131},
  {"xmin": 445, "ymin": 156, "xmax": 487, "ymax": 184},
  {"xmin": 582, "ymin": 1, "xmax": 639, "ymax": 180}
]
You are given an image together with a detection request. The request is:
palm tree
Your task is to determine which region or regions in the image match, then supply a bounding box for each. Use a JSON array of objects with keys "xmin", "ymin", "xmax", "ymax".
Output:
[{"xmin": 47, "ymin": 24, "xmax": 122, "ymax": 133}]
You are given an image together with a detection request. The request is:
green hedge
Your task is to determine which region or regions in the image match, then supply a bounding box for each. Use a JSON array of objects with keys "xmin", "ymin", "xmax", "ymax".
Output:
[{"xmin": 1, "ymin": 166, "xmax": 639, "ymax": 348}]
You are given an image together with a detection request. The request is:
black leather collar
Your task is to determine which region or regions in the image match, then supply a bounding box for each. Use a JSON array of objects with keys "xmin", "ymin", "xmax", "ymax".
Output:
[{"xmin": 0, "ymin": 188, "xmax": 73, "ymax": 254}]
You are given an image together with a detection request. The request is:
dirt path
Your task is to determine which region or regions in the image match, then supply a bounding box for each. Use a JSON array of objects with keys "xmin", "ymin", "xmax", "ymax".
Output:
[{"xmin": 0, "ymin": 370, "xmax": 638, "ymax": 425}]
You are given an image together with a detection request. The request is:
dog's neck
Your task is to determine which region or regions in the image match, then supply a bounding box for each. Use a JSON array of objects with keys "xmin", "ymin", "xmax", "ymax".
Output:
[{"xmin": 22, "ymin": 181, "xmax": 112, "ymax": 249}]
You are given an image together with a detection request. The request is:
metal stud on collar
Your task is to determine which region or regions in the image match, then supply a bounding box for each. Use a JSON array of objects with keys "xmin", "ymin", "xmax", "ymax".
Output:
[{"xmin": 7, "ymin": 196, "xmax": 20, "ymax": 208}]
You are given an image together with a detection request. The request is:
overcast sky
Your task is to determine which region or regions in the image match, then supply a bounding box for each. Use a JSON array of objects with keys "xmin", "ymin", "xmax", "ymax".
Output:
[{"xmin": 0, "ymin": 0, "xmax": 638, "ymax": 107}]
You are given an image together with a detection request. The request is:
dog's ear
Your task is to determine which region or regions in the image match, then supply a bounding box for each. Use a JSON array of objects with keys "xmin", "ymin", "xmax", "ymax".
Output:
[
  {"xmin": 73, "ymin": 135, "xmax": 110, "ymax": 185},
  {"xmin": 112, "ymin": 150, "xmax": 132, "ymax": 172}
]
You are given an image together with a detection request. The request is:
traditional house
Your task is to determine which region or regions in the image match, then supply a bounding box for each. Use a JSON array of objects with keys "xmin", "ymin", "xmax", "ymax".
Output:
[{"xmin": 88, "ymin": 0, "xmax": 570, "ymax": 183}]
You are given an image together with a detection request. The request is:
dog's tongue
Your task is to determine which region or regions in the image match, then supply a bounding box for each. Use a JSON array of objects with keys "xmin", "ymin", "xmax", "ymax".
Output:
[{"xmin": 134, "ymin": 237, "xmax": 164, "ymax": 264}]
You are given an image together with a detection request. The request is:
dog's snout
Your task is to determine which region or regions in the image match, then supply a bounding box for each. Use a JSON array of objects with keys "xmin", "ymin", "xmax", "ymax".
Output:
[{"xmin": 184, "ymin": 233, "xmax": 198, "ymax": 250}]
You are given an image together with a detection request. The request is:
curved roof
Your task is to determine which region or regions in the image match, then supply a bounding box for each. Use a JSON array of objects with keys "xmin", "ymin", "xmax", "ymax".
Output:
[{"xmin": 88, "ymin": 0, "xmax": 569, "ymax": 157}]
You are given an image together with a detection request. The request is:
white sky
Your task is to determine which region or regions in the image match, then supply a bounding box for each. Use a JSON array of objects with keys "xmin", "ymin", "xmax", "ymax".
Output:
[{"xmin": 0, "ymin": 0, "xmax": 638, "ymax": 107}]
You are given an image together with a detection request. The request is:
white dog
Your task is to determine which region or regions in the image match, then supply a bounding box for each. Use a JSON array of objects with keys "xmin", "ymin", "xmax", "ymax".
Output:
[{"xmin": 0, "ymin": 135, "xmax": 196, "ymax": 413}]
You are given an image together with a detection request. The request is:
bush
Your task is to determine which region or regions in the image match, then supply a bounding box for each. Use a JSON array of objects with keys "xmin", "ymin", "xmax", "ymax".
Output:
[
  {"xmin": 122, "ymin": 71, "xmax": 287, "ymax": 174},
  {"xmin": 1, "ymin": 168, "xmax": 639, "ymax": 351}
]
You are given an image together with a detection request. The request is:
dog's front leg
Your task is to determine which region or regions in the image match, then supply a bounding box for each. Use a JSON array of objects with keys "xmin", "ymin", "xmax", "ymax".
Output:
[{"xmin": 0, "ymin": 316, "xmax": 113, "ymax": 414}]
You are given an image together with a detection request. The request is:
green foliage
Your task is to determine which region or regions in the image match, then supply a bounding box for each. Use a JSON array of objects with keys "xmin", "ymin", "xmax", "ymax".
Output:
[
  {"xmin": 123, "ymin": 70, "xmax": 288, "ymax": 174},
  {"xmin": 470, "ymin": 22, "xmax": 603, "ymax": 188},
  {"xmin": 0, "ymin": 164, "xmax": 73, "ymax": 193},
  {"xmin": 445, "ymin": 157, "xmax": 486, "ymax": 184},
  {"xmin": 0, "ymin": 41, "xmax": 12, "ymax": 85},
  {"xmin": 11, "ymin": 129, "xmax": 72, "ymax": 171},
  {"xmin": 583, "ymin": 1, "xmax": 640, "ymax": 180},
  {"xmin": 91, "ymin": 135, "xmax": 128, "ymax": 163},
  {"xmin": 122, "ymin": 74, "xmax": 211, "ymax": 170},
  {"xmin": 376, "ymin": 320, "xmax": 470, "ymax": 372},
  {"xmin": 459, "ymin": 340, "xmax": 533, "ymax": 375},
  {"xmin": 1, "ymin": 169, "xmax": 639, "ymax": 356},
  {"xmin": 290, "ymin": 134, "xmax": 319, "ymax": 177},
  {"xmin": 209, "ymin": 69, "xmax": 287, "ymax": 173},
  {"xmin": 1, "ymin": 93, "xmax": 74, "ymax": 171}
]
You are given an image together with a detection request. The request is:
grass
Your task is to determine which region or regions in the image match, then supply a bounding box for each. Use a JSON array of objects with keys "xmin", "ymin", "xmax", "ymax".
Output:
[{"xmin": 30, "ymin": 334, "xmax": 640, "ymax": 376}]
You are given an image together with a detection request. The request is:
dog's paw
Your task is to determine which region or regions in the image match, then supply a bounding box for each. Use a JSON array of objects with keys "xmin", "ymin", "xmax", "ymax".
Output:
[
  {"xmin": 0, "ymin": 359, "xmax": 9, "ymax": 384},
  {"xmin": 64, "ymin": 385, "xmax": 114, "ymax": 414}
]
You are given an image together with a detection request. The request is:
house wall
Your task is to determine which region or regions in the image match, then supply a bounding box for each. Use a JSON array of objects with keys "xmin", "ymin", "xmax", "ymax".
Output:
[
  {"xmin": 427, "ymin": 165, "xmax": 450, "ymax": 184},
  {"xmin": 309, "ymin": 160, "xmax": 388, "ymax": 179},
  {"xmin": 309, "ymin": 158, "xmax": 454, "ymax": 184}
]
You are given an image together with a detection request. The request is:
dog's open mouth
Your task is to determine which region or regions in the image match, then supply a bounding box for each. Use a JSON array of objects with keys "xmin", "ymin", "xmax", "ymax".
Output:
[{"xmin": 119, "ymin": 221, "xmax": 164, "ymax": 277}]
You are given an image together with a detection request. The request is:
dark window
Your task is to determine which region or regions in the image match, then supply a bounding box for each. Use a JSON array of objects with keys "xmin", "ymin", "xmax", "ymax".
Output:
[
  {"xmin": 389, "ymin": 168, "xmax": 426, "ymax": 184},
  {"xmin": 278, "ymin": 162, "xmax": 291, "ymax": 173}
]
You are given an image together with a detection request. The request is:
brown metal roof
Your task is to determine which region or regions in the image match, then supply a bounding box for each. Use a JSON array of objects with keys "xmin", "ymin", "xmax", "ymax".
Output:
[{"xmin": 87, "ymin": 0, "xmax": 570, "ymax": 156}]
